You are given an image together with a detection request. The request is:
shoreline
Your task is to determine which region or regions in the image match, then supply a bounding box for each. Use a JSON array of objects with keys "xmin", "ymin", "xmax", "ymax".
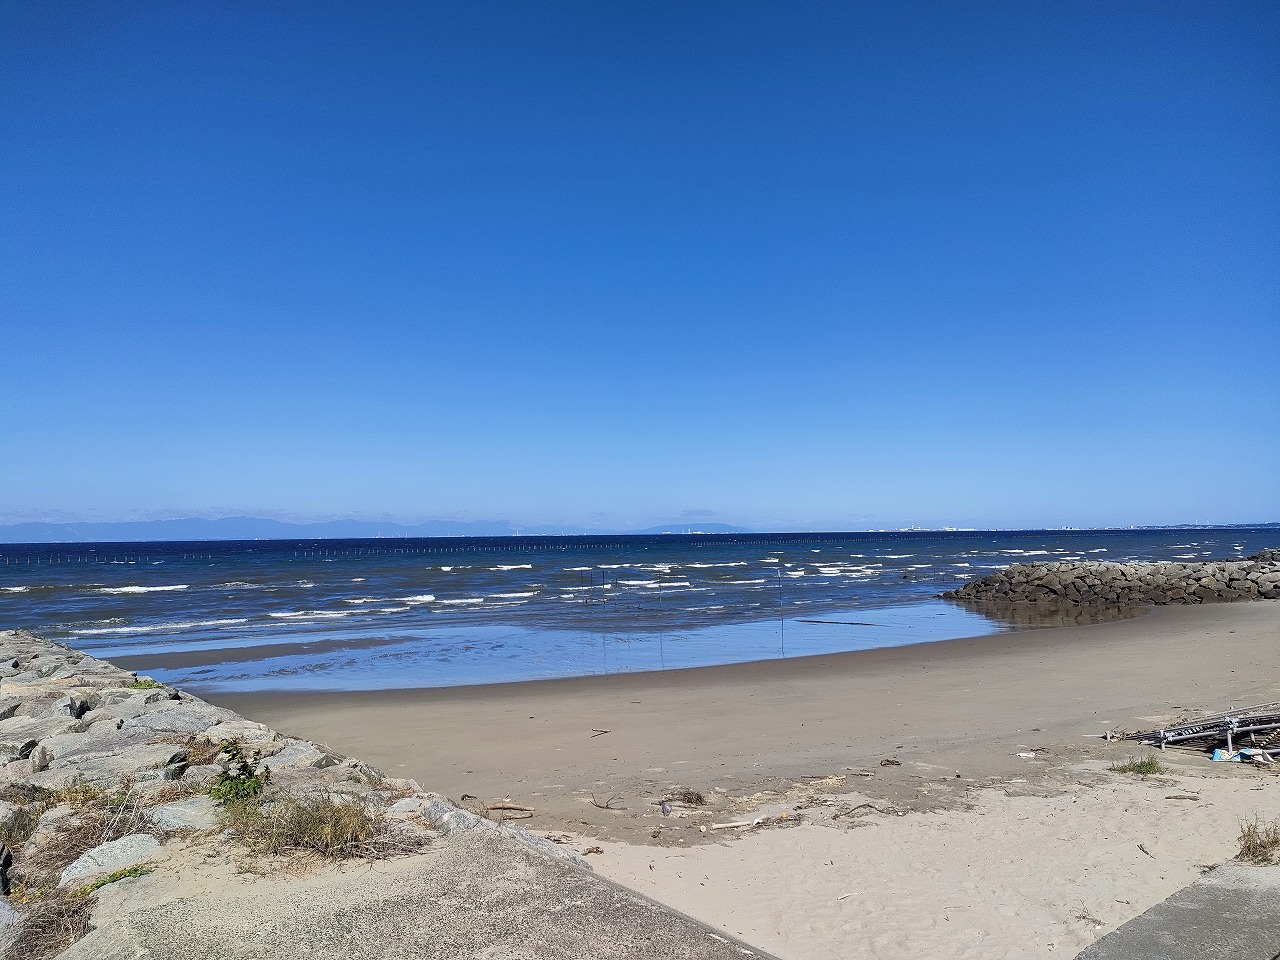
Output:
[
  {"xmin": 209, "ymin": 600, "xmax": 1280, "ymax": 844},
  {"xmin": 178, "ymin": 599, "xmax": 1143, "ymax": 697}
]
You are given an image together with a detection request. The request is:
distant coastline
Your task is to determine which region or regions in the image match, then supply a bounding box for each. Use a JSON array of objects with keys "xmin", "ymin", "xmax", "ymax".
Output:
[
  {"xmin": 0, "ymin": 517, "xmax": 756, "ymax": 544},
  {"xmin": 0, "ymin": 517, "xmax": 1274, "ymax": 545}
]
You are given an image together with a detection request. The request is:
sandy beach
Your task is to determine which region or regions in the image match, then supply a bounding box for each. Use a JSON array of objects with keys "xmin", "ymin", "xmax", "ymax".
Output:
[{"xmin": 211, "ymin": 600, "xmax": 1280, "ymax": 958}]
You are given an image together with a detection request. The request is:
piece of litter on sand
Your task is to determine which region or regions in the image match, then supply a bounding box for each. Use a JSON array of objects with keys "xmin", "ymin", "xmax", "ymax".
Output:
[
  {"xmin": 1138, "ymin": 843, "xmax": 1154, "ymax": 858},
  {"xmin": 1017, "ymin": 752, "xmax": 1036, "ymax": 758},
  {"xmin": 1165, "ymin": 794, "xmax": 1201, "ymax": 801},
  {"xmin": 590, "ymin": 729, "xmax": 611, "ymax": 737},
  {"xmin": 879, "ymin": 758, "xmax": 901, "ymax": 766}
]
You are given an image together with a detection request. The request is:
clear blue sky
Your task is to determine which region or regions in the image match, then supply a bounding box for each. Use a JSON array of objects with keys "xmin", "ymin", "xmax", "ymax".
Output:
[{"xmin": 2, "ymin": 1, "xmax": 1277, "ymax": 531}]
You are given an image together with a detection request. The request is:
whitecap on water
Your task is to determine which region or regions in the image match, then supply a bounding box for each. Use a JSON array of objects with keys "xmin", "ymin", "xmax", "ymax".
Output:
[
  {"xmin": 72, "ymin": 618, "xmax": 248, "ymax": 635},
  {"xmin": 268, "ymin": 610, "xmax": 351, "ymax": 620},
  {"xmin": 97, "ymin": 584, "xmax": 189, "ymax": 594}
]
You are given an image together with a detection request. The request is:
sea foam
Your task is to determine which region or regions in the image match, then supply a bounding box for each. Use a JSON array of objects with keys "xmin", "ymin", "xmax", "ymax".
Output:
[{"xmin": 97, "ymin": 584, "xmax": 189, "ymax": 594}]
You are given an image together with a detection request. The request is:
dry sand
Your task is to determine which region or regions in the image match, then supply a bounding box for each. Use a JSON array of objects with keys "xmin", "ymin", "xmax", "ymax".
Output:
[{"xmin": 212, "ymin": 600, "xmax": 1280, "ymax": 958}]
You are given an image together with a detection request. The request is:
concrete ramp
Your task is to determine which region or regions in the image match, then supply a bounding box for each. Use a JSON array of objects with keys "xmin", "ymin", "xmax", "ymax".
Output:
[
  {"xmin": 60, "ymin": 829, "xmax": 776, "ymax": 960},
  {"xmin": 1076, "ymin": 863, "xmax": 1280, "ymax": 960}
]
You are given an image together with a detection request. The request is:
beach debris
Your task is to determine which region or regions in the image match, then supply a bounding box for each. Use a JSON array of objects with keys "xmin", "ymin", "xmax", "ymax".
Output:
[
  {"xmin": 1211, "ymin": 747, "xmax": 1275, "ymax": 764},
  {"xmin": 1017, "ymin": 752, "xmax": 1036, "ymax": 759},
  {"xmin": 660, "ymin": 802, "xmax": 672, "ymax": 816},
  {"xmin": 589, "ymin": 729, "xmax": 611, "ymax": 738},
  {"xmin": 662, "ymin": 789, "xmax": 707, "ymax": 806},
  {"xmin": 583, "ymin": 846, "xmax": 604, "ymax": 855},
  {"xmin": 486, "ymin": 801, "xmax": 534, "ymax": 822},
  {"xmin": 798, "ymin": 774, "xmax": 845, "ymax": 787},
  {"xmin": 1165, "ymin": 794, "xmax": 1201, "ymax": 801},
  {"xmin": 1073, "ymin": 903, "xmax": 1104, "ymax": 928},
  {"xmin": 1126, "ymin": 701, "xmax": 1280, "ymax": 756},
  {"xmin": 879, "ymin": 758, "xmax": 901, "ymax": 767},
  {"xmin": 543, "ymin": 834, "xmax": 574, "ymax": 844},
  {"xmin": 590, "ymin": 793, "xmax": 625, "ymax": 810},
  {"xmin": 832, "ymin": 802, "xmax": 890, "ymax": 820},
  {"xmin": 709, "ymin": 814, "xmax": 795, "ymax": 832},
  {"xmin": 1138, "ymin": 843, "xmax": 1154, "ymax": 858}
]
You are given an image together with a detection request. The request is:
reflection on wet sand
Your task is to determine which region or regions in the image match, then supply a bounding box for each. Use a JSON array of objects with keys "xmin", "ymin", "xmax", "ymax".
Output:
[{"xmin": 952, "ymin": 599, "xmax": 1146, "ymax": 629}]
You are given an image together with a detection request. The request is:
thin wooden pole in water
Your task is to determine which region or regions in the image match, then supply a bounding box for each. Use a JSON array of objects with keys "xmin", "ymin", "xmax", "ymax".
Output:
[{"xmin": 778, "ymin": 567, "xmax": 785, "ymax": 657}]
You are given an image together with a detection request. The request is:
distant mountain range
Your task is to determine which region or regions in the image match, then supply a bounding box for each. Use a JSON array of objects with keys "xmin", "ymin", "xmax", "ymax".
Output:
[
  {"xmin": 0, "ymin": 517, "xmax": 1273, "ymax": 545},
  {"xmin": 0, "ymin": 517, "xmax": 756, "ymax": 544}
]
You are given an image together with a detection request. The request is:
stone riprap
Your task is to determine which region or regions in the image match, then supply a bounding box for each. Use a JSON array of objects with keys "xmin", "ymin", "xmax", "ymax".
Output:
[
  {"xmin": 943, "ymin": 548, "xmax": 1280, "ymax": 606},
  {"xmin": 0, "ymin": 630, "xmax": 398, "ymax": 806}
]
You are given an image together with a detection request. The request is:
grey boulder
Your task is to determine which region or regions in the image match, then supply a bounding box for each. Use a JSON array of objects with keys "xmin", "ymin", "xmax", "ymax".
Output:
[{"xmin": 60, "ymin": 834, "xmax": 161, "ymax": 888}]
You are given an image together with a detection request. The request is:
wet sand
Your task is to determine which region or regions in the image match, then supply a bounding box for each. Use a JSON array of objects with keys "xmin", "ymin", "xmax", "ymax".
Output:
[{"xmin": 210, "ymin": 600, "xmax": 1280, "ymax": 843}]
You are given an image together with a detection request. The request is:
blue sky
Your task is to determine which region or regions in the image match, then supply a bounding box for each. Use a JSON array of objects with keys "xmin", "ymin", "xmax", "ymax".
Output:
[{"xmin": 2, "ymin": 1, "xmax": 1277, "ymax": 531}]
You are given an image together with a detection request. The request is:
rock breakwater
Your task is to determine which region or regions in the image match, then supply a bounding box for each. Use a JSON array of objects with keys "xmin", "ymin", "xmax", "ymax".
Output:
[{"xmin": 943, "ymin": 548, "xmax": 1280, "ymax": 606}]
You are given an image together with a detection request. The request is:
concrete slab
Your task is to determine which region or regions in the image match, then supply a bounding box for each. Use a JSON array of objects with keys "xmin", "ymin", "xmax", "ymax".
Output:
[
  {"xmin": 1076, "ymin": 863, "xmax": 1280, "ymax": 960},
  {"xmin": 60, "ymin": 829, "xmax": 778, "ymax": 960}
]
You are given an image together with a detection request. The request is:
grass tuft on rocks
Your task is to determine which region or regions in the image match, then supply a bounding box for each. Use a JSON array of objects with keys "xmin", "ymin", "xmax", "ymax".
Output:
[
  {"xmin": 182, "ymin": 735, "xmax": 223, "ymax": 766},
  {"xmin": 1237, "ymin": 818, "xmax": 1280, "ymax": 865},
  {"xmin": 11, "ymin": 784, "xmax": 153, "ymax": 888},
  {"xmin": 126, "ymin": 677, "xmax": 165, "ymax": 689},
  {"xmin": 1109, "ymin": 755, "xmax": 1165, "ymax": 776},
  {"xmin": 2, "ymin": 887, "xmax": 92, "ymax": 960},
  {"xmin": 0, "ymin": 784, "xmax": 104, "ymax": 849},
  {"xmin": 2, "ymin": 785, "xmax": 172, "ymax": 960},
  {"xmin": 71, "ymin": 864, "xmax": 152, "ymax": 897},
  {"xmin": 0, "ymin": 803, "xmax": 44, "ymax": 850},
  {"xmin": 219, "ymin": 795, "xmax": 429, "ymax": 861}
]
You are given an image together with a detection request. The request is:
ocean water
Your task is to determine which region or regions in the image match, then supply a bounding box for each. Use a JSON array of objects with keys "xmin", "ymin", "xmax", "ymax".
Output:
[{"xmin": 0, "ymin": 528, "xmax": 1273, "ymax": 693}]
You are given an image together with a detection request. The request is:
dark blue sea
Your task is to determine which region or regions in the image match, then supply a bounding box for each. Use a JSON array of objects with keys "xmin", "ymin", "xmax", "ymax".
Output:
[{"xmin": 1, "ymin": 528, "xmax": 1274, "ymax": 693}]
